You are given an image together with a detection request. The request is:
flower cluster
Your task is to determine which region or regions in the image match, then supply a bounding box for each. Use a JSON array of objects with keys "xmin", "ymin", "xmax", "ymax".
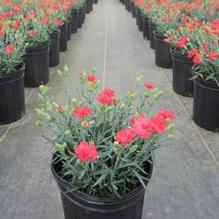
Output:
[
  {"xmin": 0, "ymin": 0, "xmax": 82, "ymax": 74},
  {"xmin": 136, "ymin": 0, "xmax": 219, "ymax": 84},
  {"xmin": 36, "ymin": 69, "xmax": 175, "ymax": 198}
]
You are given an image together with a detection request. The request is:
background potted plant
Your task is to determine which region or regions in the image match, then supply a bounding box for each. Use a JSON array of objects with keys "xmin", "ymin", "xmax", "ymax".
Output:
[
  {"xmin": 36, "ymin": 69, "xmax": 175, "ymax": 219},
  {"xmin": 191, "ymin": 27, "xmax": 219, "ymax": 131},
  {"xmin": 166, "ymin": 16, "xmax": 213, "ymax": 97},
  {"xmin": 0, "ymin": 26, "xmax": 26, "ymax": 124},
  {"xmin": 20, "ymin": 4, "xmax": 50, "ymax": 87}
]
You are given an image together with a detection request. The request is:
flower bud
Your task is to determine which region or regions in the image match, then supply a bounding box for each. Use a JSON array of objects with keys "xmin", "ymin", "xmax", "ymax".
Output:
[
  {"xmin": 136, "ymin": 75, "xmax": 144, "ymax": 82},
  {"xmin": 39, "ymin": 85, "xmax": 48, "ymax": 95},
  {"xmin": 64, "ymin": 130, "xmax": 71, "ymax": 137},
  {"xmin": 167, "ymin": 124, "xmax": 175, "ymax": 132},
  {"xmin": 155, "ymin": 90, "xmax": 164, "ymax": 99},
  {"xmin": 129, "ymin": 144, "xmax": 138, "ymax": 153},
  {"xmin": 55, "ymin": 143, "xmax": 65, "ymax": 152}
]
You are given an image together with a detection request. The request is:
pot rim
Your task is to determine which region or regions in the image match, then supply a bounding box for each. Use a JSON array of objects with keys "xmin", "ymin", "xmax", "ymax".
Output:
[
  {"xmin": 0, "ymin": 63, "xmax": 25, "ymax": 83},
  {"xmin": 51, "ymin": 155, "xmax": 153, "ymax": 204},
  {"xmin": 194, "ymin": 76, "xmax": 219, "ymax": 90}
]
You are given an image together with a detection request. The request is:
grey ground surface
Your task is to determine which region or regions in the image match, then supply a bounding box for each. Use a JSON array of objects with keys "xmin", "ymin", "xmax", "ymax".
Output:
[{"xmin": 0, "ymin": 0, "xmax": 219, "ymax": 218}]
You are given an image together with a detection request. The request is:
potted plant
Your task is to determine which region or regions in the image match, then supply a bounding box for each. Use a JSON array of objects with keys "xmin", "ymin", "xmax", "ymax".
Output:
[
  {"xmin": 192, "ymin": 25, "xmax": 219, "ymax": 131},
  {"xmin": 0, "ymin": 27, "xmax": 26, "ymax": 124},
  {"xmin": 36, "ymin": 69, "xmax": 175, "ymax": 219},
  {"xmin": 166, "ymin": 15, "xmax": 214, "ymax": 97},
  {"xmin": 152, "ymin": 1, "xmax": 184, "ymax": 69},
  {"xmin": 20, "ymin": 7, "xmax": 50, "ymax": 87}
]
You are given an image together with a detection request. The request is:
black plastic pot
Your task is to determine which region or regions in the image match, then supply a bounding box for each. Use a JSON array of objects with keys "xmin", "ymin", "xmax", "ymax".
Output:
[
  {"xmin": 149, "ymin": 22, "xmax": 155, "ymax": 49},
  {"xmin": 86, "ymin": 0, "xmax": 93, "ymax": 13},
  {"xmin": 154, "ymin": 33, "xmax": 172, "ymax": 69},
  {"xmin": 131, "ymin": 2, "xmax": 136, "ymax": 18},
  {"xmin": 60, "ymin": 23, "xmax": 68, "ymax": 52},
  {"xmin": 49, "ymin": 30, "xmax": 60, "ymax": 67},
  {"xmin": 71, "ymin": 10, "xmax": 78, "ymax": 34},
  {"xmin": 137, "ymin": 9, "xmax": 143, "ymax": 32},
  {"xmin": 171, "ymin": 51, "xmax": 194, "ymax": 97},
  {"xmin": 24, "ymin": 42, "xmax": 49, "ymax": 87},
  {"xmin": 67, "ymin": 17, "xmax": 72, "ymax": 41},
  {"xmin": 82, "ymin": 4, "xmax": 86, "ymax": 24},
  {"xmin": 0, "ymin": 64, "xmax": 25, "ymax": 124},
  {"xmin": 51, "ymin": 158, "xmax": 153, "ymax": 219},
  {"xmin": 125, "ymin": 0, "xmax": 131, "ymax": 12},
  {"xmin": 78, "ymin": 8, "xmax": 83, "ymax": 28},
  {"xmin": 193, "ymin": 78, "xmax": 219, "ymax": 131},
  {"xmin": 143, "ymin": 16, "xmax": 149, "ymax": 40}
]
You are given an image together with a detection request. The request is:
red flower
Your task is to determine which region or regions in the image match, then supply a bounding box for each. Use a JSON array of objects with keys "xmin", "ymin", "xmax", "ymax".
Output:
[
  {"xmin": 54, "ymin": 18, "xmax": 62, "ymax": 27},
  {"xmin": 202, "ymin": 42, "xmax": 209, "ymax": 47},
  {"xmin": 87, "ymin": 74, "xmax": 97, "ymax": 83},
  {"xmin": 187, "ymin": 48, "xmax": 199, "ymax": 59},
  {"xmin": 115, "ymin": 128, "xmax": 136, "ymax": 147},
  {"xmin": 176, "ymin": 36, "xmax": 189, "ymax": 49},
  {"xmin": 97, "ymin": 88, "xmax": 116, "ymax": 106},
  {"xmin": 56, "ymin": 105, "xmax": 64, "ymax": 113},
  {"xmin": 28, "ymin": 29, "xmax": 36, "ymax": 37},
  {"xmin": 5, "ymin": 44, "xmax": 15, "ymax": 54},
  {"xmin": 192, "ymin": 56, "xmax": 202, "ymax": 64},
  {"xmin": 157, "ymin": 109, "xmax": 175, "ymax": 120},
  {"xmin": 151, "ymin": 115, "xmax": 167, "ymax": 133},
  {"xmin": 144, "ymin": 82, "xmax": 156, "ymax": 90},
  {"xmin": 75, "ymin": 141, "xmax": 98, "ymax": 161},
  {"xmin": 41, "ymin": 17, "xmax": 49, "ymax": 25},
  {"xmin": 73, "ymin": 106, "xmax": 92, "ymax": 120},
  {"xmin": 132, "ymin": 115, "xmax": 154, "ymax": 139},
  {"xmin": 208, "ymin": 52, "xmax": 218, "ymax": 60}
]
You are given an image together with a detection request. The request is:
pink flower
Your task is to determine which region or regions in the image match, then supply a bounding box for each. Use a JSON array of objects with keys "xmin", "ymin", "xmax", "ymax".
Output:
[
  {"xmin": 28, "ymin": 29, "xmax": 36, "ymax": 37},
  {"xmin": 73, "ymin": 106, "xmax": 92, "ymax": 120},
  {"xmin": 97, "ymin": 88, "xmax": 116, "ymax": 106},
  {"xmin": 208, "ymin": 52, "xmax": 218, "ymax": 61},
  {"xmin": 150, "ymin": 115, "xmax": 167, "ymax": 133},
  {"xmin": 5, "ymin": 44, "xmax": 15, "ymax": 54},
  {"xmin": 156, "ymin": 109, "xmax": 175, "ymax": 120},
  {"xmin": 87, "ymin": 74, "xmax": 97, "ymax": 83},
  {"xmin": 176, "ymin": 36, "xmax": 189, "ymax": 49},
  {"xmin": 132, "ymin": 115, "xmax": 154, "ymax": 139},
  {"xmin": 192, "ymin": 56, "xmax": 202, "ymax": 64},
  {"xmin": 187, "ymin": 48, "xmax": 199, "ymax": 59},
  {"xmin": 56, "ymin": 105, "xmax": 64, "ymax": 113},
  {"xmin": 115, "ymin": 128, "xmax": 136, "ymax": 147},
  {"xmin": 144, "ymin": 82, "xmax": 156, "ymax": 90},
  {"xmin": 75, "ymin": 141, "xmax": 98, "ymax": 161}
]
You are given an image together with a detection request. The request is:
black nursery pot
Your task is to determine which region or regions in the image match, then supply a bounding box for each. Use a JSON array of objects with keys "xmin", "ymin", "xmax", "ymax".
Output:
[
  {"xmin": 78, "ymin": 8, "xmax": 83, "ymax": 28},
  {"xmin": 154, "ymin": 33, "xmax": 172, "ymax": 69},
  {"xmin": 149, "ymin": 22, "xmax": 155, "ymax": 49},
  {"xmin": 137, "ymin": 9, "xmax": 143, "ymax": 32},
  {"xmin": 143, "ymin": 16, "xmax": 149, "ymax": 40},
  {"xmin": 86, "ymin": 0, "xmax": 93, "ymax": 13},
  {"xmin": 24, "ymin": 42, "xmax": 49, "ymax": 87},
  {"xmin": 171, "ymin": 51, "xmax": 194, "ymax": 97},
  {"xmin": 131, "ymin": 2, "xmax": 136, "ymax": 17},
  {"xmin": 51, "ymin": 159, "xmax": 153, "ymax": 219},
  {"xmin": 60, "ymin": 23, "xmax": 68, "ymax": 52},
  {"xmin": 67, "ymin": 17, "xmax": 72, "ymax": 41},
  {"xmin": 193, "ymin": 78, "xmax": 219, "ymax": 131},
  {"xmin": 0, "ymin": 64, "xmax": 25, "ymax": 124},
  {"xmin": 71, "ymin": 9, "xmax": 78, "ymax": 34},
  {"xmin": 49, "ymin": 30, "xmax": 60, "ymax": 67}
]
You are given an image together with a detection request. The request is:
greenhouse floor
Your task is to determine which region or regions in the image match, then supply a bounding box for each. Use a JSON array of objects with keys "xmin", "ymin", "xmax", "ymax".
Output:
[{"xmin": 0, "ymin": 0, "xmax": 219, "ymax": 218}]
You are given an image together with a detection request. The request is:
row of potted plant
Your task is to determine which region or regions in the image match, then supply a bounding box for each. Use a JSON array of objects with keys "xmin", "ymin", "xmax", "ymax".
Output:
[
  {"xmin": 0, "ymin": 0, "xmax": 98, "ymax": 125},
  {"xmin": 121, "ymin": 0, "xmax": 219, "ymax": 132}
]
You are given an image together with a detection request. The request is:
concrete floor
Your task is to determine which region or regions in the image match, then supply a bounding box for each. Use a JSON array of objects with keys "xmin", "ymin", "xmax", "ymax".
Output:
[{"xmin": 0, "ymin": 0, "xmax": 219, "ymax": 218}]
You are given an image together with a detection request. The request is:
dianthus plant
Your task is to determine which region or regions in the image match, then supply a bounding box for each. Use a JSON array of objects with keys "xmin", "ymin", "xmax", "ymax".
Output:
[{"xmin": 36, "ymin": 67, "xmax": 175, "ymax": 198}]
